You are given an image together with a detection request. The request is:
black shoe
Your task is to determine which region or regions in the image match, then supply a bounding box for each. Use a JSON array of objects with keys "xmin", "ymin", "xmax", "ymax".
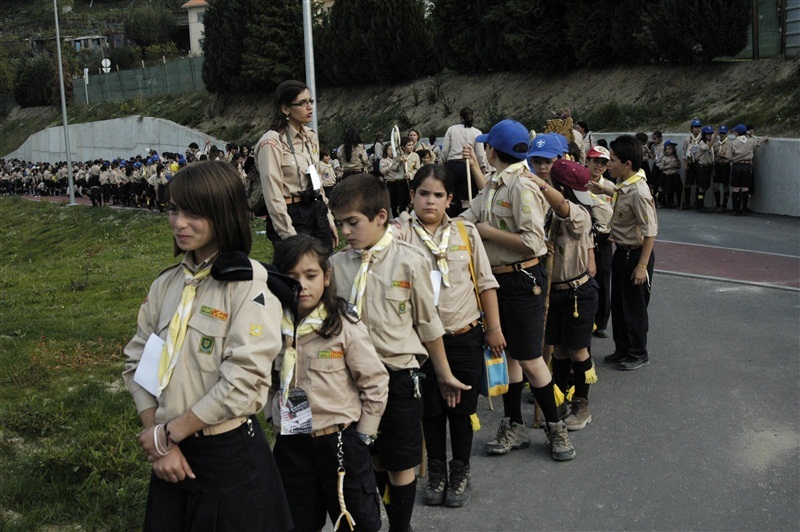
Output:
[
  {"xmin": 619, "ymin": 356, "xmax": 650, "ymax": 371},
  {"xmin": 593, "ymin": 329, "xmax": 610, "ymax": 339},
  {"xmin": 604, "ymin": 351, "xmax": 627, "ymax": 363},
  {"xmin": 444, "ymin": 460, "xmax": 471, "ymax": 507}
]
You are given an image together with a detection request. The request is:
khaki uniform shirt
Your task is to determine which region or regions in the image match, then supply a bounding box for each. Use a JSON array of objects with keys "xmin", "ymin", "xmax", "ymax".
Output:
[
  {"xmin": 441, "ymin": 124, "xmax": 488, "ymax": 169},
  {"xmin": 99, "ymin": 169, "xmax": 110, "ymax": 185},
  {"xmin": 330, "ymin": 238, "xmax": 445, "ymax": 371},
  {"xmin": 123, "ymin": 256, "xmax": 283, "ymax": 427},
  {"xmin": 255, "ymin": 124, "xmax": 323, "ymax": 239},
  {"xmin": 697, "ymin": 140, "xmax": 714, "ymax": 165},
  {"xmin": 551, "ymin": 202, "xmax": 593, "ymax": 282},
  {"xmin": 590, "ymin": 191, "xmax": 613, "ymax": 235},
  {"xmin": 657, "ymin": 154, "xmax": 681, "ymax": 174},
  {"xmin": 460, "ymin": 163, "xmax": 548, "ymax": 267},
  {"xmin": 316, "ymin": 161, "xmax": 337, "ymax": 188},
  {"xmin": 714, "ymin": 137, "xmax": 732, "ymax": 163},
  {"xmin": 271, "ymin": 318, "xmax": 388, "ymax": 435},
  {"xmin": 338, "ymin": 144, "xmax": 370, "ymax": 173},
  {"xmin": 385, "ymin": 152, "xmax": 420, "ymax": 182},
  {"xmin": 684, "ymin": 133, "xmax": 702, "ymax": 162},
  {"xmin": 610, "ymin": 170, "xmax": 658, "ymax": 247},
  {"xmin": 394, "ymin": 213, "xmax": 499, "ymax": 333},
  {"xmin": 731, "ymin": 135, "xmax": 767, "ymax": 163}
]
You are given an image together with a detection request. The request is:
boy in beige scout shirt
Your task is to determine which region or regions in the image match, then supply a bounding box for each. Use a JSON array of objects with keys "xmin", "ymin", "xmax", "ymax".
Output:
[
  {"xmin": 589, "ymin": 135, "xmax": 658, "ymax": 371},
  {"xmin": 328, "ymin": 173, "xmax": 469, "ymax": 532}
]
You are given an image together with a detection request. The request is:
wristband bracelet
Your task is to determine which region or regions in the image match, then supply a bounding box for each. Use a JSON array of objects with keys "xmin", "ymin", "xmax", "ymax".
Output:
[
  {"xmin": 638, "ymin": 263, "xmax": 648, "ymax": 269},
  {"xmin": 539, "ymin": 183, "xmax": 548, "ymax": 193},
  {"xmin": 486, "ymin": 326, "xmax": 500, "ymax": 332}
]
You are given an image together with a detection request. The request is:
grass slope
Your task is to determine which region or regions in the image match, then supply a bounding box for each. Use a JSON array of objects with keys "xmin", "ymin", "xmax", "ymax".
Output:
[{"xmin": 0, "ymin": 197, "xmax": 274, "ymax": 530}]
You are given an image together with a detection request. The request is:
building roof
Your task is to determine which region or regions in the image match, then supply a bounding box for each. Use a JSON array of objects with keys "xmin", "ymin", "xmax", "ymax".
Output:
[{"xmin": 181, "ymin": 0, "xmax": 208, "ymax": 9}]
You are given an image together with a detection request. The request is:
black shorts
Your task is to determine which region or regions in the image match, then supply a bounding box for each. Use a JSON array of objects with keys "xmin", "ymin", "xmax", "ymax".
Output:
[
  {"xmin": 713, "ymin": 163, "xmax": 731, "ymax": 185},
  {"xmin": 697, "ymin": 164, "xmax": 713, "ymax": 189},
  {"xmin": 545, "ymin": 279, "xmax": 599, "ymax": 350},
  {"xmin": 730, "ymin": 163, "xmax": 754, "ymax": 188},
  {"xmin": 685, "ymin": 161, "xmax": 699, "ymax": 186},
  {"xmin": 495, "ymin": 264, "xmax": 546, "ymax": 360},
  {"xmin": 273, "ymin": 426, "xmax": 381, "ymax": 532},
  {"xmin": 421, "ymin": 325, "xmax": 483, "ymax": 417},
  {"xmin": 371, "ymin": 368, "xmax": 423, "ymax": 471}
]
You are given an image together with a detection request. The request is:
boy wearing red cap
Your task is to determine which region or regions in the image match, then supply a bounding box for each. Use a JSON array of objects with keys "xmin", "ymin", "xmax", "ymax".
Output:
[
  {"xmin": 527, "ymin": 160, "xmax": 599, "ymax": 429},
  {"xmin": 586, "ymin": 146, "xmax": 614, "ymax": 338}
]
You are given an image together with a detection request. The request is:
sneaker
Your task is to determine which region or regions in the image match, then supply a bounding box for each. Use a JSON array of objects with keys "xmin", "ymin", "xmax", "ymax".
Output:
[
  {"xmin": 603, "ymin": 351, "xmax": 628, "ymax": 363},
  {"xmin": 424, "ymin": 459, "xmax": 447, "ymax": 506},
  {"xmin": 592, "ymin": 329, "xmax": 610, "ymax": 338},
  {"xmin": 485, "ymin": 418, "xmax": 530, "ymax": 455},
  {"xmin": 619, "ymin": 355, "xmax": 650, "ymax": 371},
  {"xmin": 563, "ymin": 397, "xmax": 592, "ymax": 430},
  {"xmin": 444, "ymin": 460, "xmax": 471, "ymax": 507},
  {"xmin": 545, "ymin": 421, "xmax": 576, "ymax": 461}
]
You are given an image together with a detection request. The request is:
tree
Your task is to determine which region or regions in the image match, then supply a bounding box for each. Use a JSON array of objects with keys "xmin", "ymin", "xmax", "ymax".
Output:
[
  {"xmin": 431, "ymin": 0, "xmax": 485, "ymax": 73},
  {"xmin": 13, "ymin": 55, "xmax": 56, "ymax": 107},
  {"xmin": 123, "ymin": 4, "xmax": 176, "ymax": 48},
  {"xmin": 564, "ymin": 0, "xmax": 616, "ymax": 67}
]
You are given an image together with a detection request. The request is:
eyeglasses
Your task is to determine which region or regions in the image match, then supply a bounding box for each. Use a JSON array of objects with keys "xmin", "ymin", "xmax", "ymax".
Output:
[{"xmin": 288, "ymin": 99, "xmax": 315, "ymax": 108}]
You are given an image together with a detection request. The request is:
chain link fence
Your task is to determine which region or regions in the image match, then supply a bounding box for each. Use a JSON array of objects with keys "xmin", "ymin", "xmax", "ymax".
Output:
[{"xmin": 72, "ymin": 56, "xmax": 205, "ymax": 105}]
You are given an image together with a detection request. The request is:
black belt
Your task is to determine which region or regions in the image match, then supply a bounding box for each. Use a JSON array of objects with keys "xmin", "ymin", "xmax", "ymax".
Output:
[{"xmin": 616, "ymin": 244, "xmax": 641, "ymax": 251}]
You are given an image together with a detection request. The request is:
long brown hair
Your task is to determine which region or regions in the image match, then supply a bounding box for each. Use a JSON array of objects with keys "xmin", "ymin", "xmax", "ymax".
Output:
[{"xmin": 269, "ymin": 80, "xmax": 308, "ymax": 132}]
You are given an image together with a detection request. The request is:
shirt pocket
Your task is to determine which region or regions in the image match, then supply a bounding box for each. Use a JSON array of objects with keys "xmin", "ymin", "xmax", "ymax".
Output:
[
  {"xmin": 385, "ymin": 286, "xmax": 412, "ymax": 323},
  {"xmin": 308, "ymin": 356, "xmax": 349, "ymax": 402},
  {"xmin": 184, "ymin": 313, "xmax": 229, "ymax": 373},
  {"xmin": 490, "ymin": 203, "xmax": 515, "ymax": 231}
]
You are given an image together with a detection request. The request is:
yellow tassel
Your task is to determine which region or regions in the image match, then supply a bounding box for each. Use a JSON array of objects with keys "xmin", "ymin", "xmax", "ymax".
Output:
[
  {"xmin": 553, "ymin": 383, "xmax": 565, "ymax": 406},
  {"xmin": 585, "ymin": 363, "xmax": 598, "ymax": 384},
  {"xmin": 382, "ymin": 485, "xmax": 390, "ymax": 505},
  {"xmin": 566, "ymin": 385, "xmax": 575, "ymax": 401},
  {"xmin": 470, "ymin": 413, "xmax": 481, "ymax": 432}
]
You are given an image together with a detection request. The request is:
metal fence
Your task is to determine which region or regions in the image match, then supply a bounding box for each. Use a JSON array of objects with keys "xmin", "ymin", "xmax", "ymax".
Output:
[
  {"xmin": 787, "ymin": 0, "xmax": 800, "ymax": 57},
  {"xmin": 72, "ymin": 56, "xmax": 205, "ymax": 105}
]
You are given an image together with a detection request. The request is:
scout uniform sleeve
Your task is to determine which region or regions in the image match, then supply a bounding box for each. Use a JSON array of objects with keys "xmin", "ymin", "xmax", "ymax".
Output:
[
  {"xmin": 466, "ymin": 221, "xmax": 500, "ymax": 293},
  {"xmin": 344, "ymin": 320, "xmax": 389, "ymax": 436},
  {"xmin": 191, "ymin": 273, "xmax": 283, "ymax": 424},
  {"xmin": 632, "ymin": 185, "xmax": 658, "ymax": 238},
  {"xmin": 122, "ymin": 278, "xmax": 163, "ymax": 415},
  {"xmin": 510, "ymin": 179, "xmax": 547, "ymax": 256},
  {"xmin": 442, "ymin": 127, "xmax": 452, "ymax": 162},
  {"xmin": 256, "ymin": 131, "xmax": 296, "ymax": 239},
  {"xmin": 408, "ymin": 251, "xmax": 446, "ymax": 342}
]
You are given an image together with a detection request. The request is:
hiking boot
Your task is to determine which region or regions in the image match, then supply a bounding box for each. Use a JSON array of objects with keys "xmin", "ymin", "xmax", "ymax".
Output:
[
  {"xmin": 485, "ymin": 418, "xmax": 530, "ymax": 455},
  {"xmin": 603, "ymin": 351, "xmax": 628, "ymax": 363},
  {"xmin": 424, "ymin": 458, "xmax": 447, "ymax": 506},
  {"xmin": 544, "ymin": 421, "xmax": 576, "ymax": 461},
  {"xmin": 563, "ymin": 397, "xmax": 592, "ymax": 431},
  {"xmin": 619, "ymin": 355, "xmax": 650, "ymax": 371},
  {"xmin": 592, "ymin": 328, "xmax": 610, "ymax": 338},
  {"xmin": 444, "ymin": 460, "xmax": 471, "ymax": 507},
  {"xmin": 557, "ymin": 400, "xmax": 571, "ymax": 420}
]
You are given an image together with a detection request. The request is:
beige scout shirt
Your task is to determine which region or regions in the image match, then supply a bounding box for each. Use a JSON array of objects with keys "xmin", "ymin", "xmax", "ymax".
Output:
[
  {"xmin": 610, "ymin": 171, "xmax": 658, "ymax": 247},
  {"xmin": 441, "ymin": 124, "xmax": 488, "ymax": 169},
  {"xmin": 255, "ymin": 124, "xmax": 321, "ymax": 239},
  {"xmin": 697, "ymin": 140, "xmax": 715, "ymax": 165},
  {"xmin": 731, "ymin": 135, "xmax": 767, "ymax": 163},
  {"xmin": 394, "ymin": 213, "xmax": 499, "ymax": 333},
  {"xmin": 551, "ymin": 202, "xmax": 594, "ymax": 283},
  {"xmin": 714, "ymin": 137, "xmax": 732, "ymax": 163},
  {"xmin": 460, "ymin": 164, "xmax": 548, "ymax": 267},
  {"xmin": 330, "ymin": 238, "xmax": 446, "ymax": 371},
  {"xmin": 385, "ymin": 152, "xmax": 421, "ymax": 182},
  {"xmin": 123, "ymin": 256, "xmax": 283, "ymax": 427},
  {"xmin": 271, "ymin": 318, "xmax": 388, "ymax": 435},
  {"xmin": 338, "ymin": 144, "xmax": 370, "ymax": 173},
  {"xmin": 316, "ymin": 161, "xmax": 337, "ymax": 188}
]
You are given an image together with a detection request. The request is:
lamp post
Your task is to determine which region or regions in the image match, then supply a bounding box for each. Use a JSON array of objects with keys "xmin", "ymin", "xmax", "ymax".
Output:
[
  {"xmin": 54, "ymin": 0, "xmax": 76, "ymax": 206},
  {"xmin": 302, "ymin": 0, "xmax": 318, "ymax": 134}
]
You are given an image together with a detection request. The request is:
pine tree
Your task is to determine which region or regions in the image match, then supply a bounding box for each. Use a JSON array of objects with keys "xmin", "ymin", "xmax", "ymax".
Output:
[
  {"xmin": 201, "ymin": 0, "xmax": 246, "ymax": 93},
  {"xmin": 432, "ymin": 0, "xmax": 485, "ymax": 73}
]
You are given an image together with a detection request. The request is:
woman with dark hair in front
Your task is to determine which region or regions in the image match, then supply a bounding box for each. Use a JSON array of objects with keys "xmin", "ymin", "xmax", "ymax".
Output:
[
  {"xmin": 337, "ymin": 128, "xmax": 370, "ymax": 180},
  {"xmin": 123, "ymin": 161, "xmax": 292, "ymax": 531},
  {"xmin": 441, "ymin": 107, "xmax": 488, "ymax": 217},
  {"xmin": 254, "ymin": 80, "xmax": 339, "ymax": 252}
]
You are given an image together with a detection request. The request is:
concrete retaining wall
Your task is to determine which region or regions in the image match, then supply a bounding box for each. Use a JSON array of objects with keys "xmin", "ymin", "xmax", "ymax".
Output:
[
  {"xmin": 3, "ymin": 116, "xmax": 227, "ymax": 164},
  {"xmin": 591, "ymin": 133, "xmax": 800, "ymax": 217}
]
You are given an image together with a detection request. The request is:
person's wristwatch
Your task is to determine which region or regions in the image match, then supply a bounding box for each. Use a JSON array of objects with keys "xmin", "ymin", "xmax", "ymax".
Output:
[{"xmin": 357, "ymin": 432, "xmax": 374, "ymax": 446}]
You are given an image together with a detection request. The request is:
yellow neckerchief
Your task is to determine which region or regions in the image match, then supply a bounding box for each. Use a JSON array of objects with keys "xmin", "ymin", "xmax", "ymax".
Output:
[
  {"xmin": 612, "ymin": 168, "xmax": 646, "ymax": 205},
  {"xmin": 157, "ymin": 257, "xmax": 215, "ymax": 395},
  {"xmin": 349, "ymin": 227, "xmax": 393, "ymax": 317},
  {"xmin": 279, "ymin": 304, "xmax": 327, "ymax": 397},
  {"xmin": 485, "ymin": 160, "xmax": 528, "ymax": 223},
  {"xmin": 411, "ymin": 212, "xmax": 451, "ymax": 288}
]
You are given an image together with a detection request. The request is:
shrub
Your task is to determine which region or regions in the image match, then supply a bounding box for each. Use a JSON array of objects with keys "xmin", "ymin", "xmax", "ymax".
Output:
[
  {"xmin": 123, "ymin": 5, "xmax": 176, "ymax": 48},
  {"xmin": 13, "ymin": 55, "xmax": 56, "ymax": 107}
]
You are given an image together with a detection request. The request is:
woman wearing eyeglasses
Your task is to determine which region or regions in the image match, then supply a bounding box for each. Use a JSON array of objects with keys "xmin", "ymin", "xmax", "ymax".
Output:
[{"xmin": 254, "ymin": 80, "xmax": 339, "ymax": 252}]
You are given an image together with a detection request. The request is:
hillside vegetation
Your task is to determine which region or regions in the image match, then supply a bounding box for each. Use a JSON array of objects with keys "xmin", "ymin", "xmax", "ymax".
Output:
[{"xmin": 2, "ymin": 58, "xmax": 798, "ymax": 158}]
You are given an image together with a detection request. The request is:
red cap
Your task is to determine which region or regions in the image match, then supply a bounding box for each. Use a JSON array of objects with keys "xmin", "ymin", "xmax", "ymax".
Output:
[{"xmin": 586, "ymin": 146, "xmax": 610, "ymax": 160}]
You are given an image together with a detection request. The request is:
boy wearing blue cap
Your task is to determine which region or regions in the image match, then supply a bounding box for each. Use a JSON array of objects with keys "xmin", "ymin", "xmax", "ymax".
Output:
[
  {"xmin": 527, "ymin": 133, "xmax": 563, "ymax": 184},
  {"xmin": 681, "ymin": 119, "xmax": 703, "ymax": 209},
  {"xmin": 462, "ymin": 120, "xmax": 576, "ymax": 461},
  {"xmin": 730, "ymin": 124, "xmax": 769, "ymax": 215},
  {"xmin": 712, "ymin": 126, "xmax": 732, "ymax": 212}
]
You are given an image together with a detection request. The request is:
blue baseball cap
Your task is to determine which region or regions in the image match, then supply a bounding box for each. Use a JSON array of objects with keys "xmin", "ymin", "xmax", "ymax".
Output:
[
  {"xmin": 664, "ymin": 140, "xmax": 677, "ymax": 148},
  {"xmin": 718, "ymin": 125, "xmax": 729, "ymax": 134},
  {"xmin": 734, "ymin": 123, "xmax": 747, "ymax": 135},
  {"xmin": 691, "ymin": 119, "xmax": 702, "ymax": 127},
  {"xmin": 476, "ymin": 119, "xmax": 530, "ymax": 159},
  {"xmin": 527, "ymin": 133, "xmax": 562, "ymax": 159}
]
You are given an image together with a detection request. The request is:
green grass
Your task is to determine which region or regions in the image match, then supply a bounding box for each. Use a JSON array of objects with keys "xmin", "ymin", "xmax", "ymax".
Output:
[{"xmin": 0, "ymin": 197, "xmax": 275, "ymax": 530}]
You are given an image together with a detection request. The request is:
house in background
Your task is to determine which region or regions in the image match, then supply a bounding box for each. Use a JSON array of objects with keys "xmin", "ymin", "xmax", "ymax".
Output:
[{"xmin": 182, "ymin": 0, "xmax": 208, "ymax": 57}]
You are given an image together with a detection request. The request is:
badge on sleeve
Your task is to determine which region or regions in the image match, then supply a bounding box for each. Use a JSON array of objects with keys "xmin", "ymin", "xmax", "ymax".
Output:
[{"xmin": 251, "ymin": 292, "xmax": 267, "ymax": 309}]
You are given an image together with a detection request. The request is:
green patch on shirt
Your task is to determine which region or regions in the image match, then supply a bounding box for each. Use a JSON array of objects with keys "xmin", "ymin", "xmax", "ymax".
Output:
[{"xmin": 199, "ymin": 336, "xmax": 214, "ymax": 355}]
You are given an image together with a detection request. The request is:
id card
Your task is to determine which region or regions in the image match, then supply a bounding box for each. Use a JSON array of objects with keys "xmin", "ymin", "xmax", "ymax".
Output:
[
  {"xmin": 430, "ymin": 270, "xmax": 442, "ymax": 307},
  {"xmin": 307, "ymin": 165, "xmax": 322, "ymax": 191},
  {"xmin": 133, "ymin": 333, "xmax": 165, "ymax": 397},
  {"xmin": 279, "ymin": 387, "xmax": 313, "ymax": 435}
]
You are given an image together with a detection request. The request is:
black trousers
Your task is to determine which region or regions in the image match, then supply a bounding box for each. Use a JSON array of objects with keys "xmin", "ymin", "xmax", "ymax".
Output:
[
  {"xmin": 266, "ymin": 196, "xmax": 333, "ymax": 251},
  {"xmin": 611, "ymin": 246, "xmax": 654, "ymax": 360},
  {"xmin": 594, "ymin": 233, "xmax": 613, "ymax": 330},
  {"xmin": 386, "ymin": 179, "xmax": 410, "ymax": 217}
]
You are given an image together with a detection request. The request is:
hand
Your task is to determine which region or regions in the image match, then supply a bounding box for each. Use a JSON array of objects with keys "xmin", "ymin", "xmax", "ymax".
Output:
[
  {"xmin": 152, "ymin": 446, "xmax": 195, "ymax": 483},
  {"xmin": 588, "ymin": 262, "xmax": 597, "ymax": 278},
  {"xmin": 329, "ymin": 219, "xmax": 340, "ymax": 248},
  {"xmin": 484, "ymin": 327, "xmax": 506, "ymax": 357},
  {"xmin": 137, "ymin": 424, "xmax": 167, "ymax": 462},
  {"xmin": 545, "ymin": 241, "xmax": 555, "ymax": 255},
  {"xmin": 587, "ymin": 180, "xmax": 603, "ymax": 194},
  {"xmin": 436, "ymin": 373, "xmax": 471, "ymax": 408},
  {"xmin": 462, "ymin": 145, "xmax": 474, "ymax": 160},
  {"xmin": 631, "ymin": 265, "xmax": 648, "ymax": 285}
]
